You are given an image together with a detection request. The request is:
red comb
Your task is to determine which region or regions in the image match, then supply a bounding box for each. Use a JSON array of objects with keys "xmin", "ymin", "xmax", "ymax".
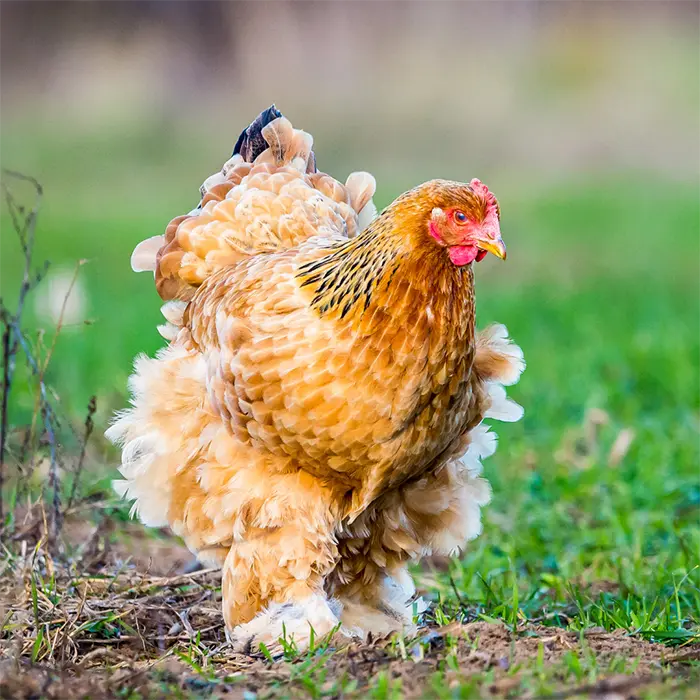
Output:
[
  {"xmin": 469, "ymin": 178, "xmax": 487, "ymax": 194},
  {"xmin": 470, "ymin": 178, "xmax": 498, "ymax": 208},
  {"xmin": 469, "ymin": 178, "xmax": 491, "ymax": 198}
]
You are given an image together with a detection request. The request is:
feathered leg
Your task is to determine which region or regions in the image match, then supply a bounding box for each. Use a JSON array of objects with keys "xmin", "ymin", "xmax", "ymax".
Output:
[
  {"xmin": 332, "ymin": 461, "xmax": 490, "ymax": 639},
  {"xmin": 222, "ymin": 473, "xmax": 344, "ymax": 655},
  {"xmin": 334, "ymin": 563, "xmax": 424, "ymax": 639}
]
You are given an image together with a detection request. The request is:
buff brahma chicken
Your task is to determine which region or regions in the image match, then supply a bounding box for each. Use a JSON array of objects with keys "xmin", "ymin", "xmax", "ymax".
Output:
[{"xmin": 108, "ymin": 106, "xmax": 525, "ymax": 654}]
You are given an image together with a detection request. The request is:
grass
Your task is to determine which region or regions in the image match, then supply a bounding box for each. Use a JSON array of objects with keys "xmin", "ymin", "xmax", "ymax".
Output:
[{"xmin": 0, "ymin": 121, "xmax": 698, "ymax": 697}]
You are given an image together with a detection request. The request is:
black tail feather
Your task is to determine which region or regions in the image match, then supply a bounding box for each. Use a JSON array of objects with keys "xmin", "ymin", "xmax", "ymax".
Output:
[
  {"xmin": 232, "ymin": 105, "xmax": 283, "ymax": 162},
  {"xmin": 232, "ymin": 106, "xmax": 317, "ymax": 172}
]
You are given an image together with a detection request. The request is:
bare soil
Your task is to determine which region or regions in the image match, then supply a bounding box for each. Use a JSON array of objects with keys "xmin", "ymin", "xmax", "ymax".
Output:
[
  {"xmin": 0, "ymin": 513, "xmax": 697, "ymax": 699},
  {"xmin": 1, "ymin": 619, "xmax": 697, "ymax": 699}
]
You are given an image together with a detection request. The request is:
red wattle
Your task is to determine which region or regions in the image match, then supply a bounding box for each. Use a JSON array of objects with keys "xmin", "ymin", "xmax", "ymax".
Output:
[{"xmin": 448, "ymin": 245, "xmax": 479, "ymax": 266}]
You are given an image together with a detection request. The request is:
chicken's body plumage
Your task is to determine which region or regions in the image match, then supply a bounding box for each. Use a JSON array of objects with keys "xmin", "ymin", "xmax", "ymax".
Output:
[{"xmin": 108, "ymin": 109, "xmax": 524, "ymax": 652}]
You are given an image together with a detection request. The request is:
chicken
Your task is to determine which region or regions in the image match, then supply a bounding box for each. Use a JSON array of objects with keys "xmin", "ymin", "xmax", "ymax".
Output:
[{"xmin": 107, "ymin": 106, "xmax": 525, "ymax": 653}]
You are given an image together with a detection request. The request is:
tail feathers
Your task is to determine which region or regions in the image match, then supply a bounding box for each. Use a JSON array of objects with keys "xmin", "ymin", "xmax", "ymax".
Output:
[
  {"xmin": 129, "ymin": 106, "xmax": 378, "ymax": 304},
  {"xmin": 258, "ymin": 117, "xmax": 315, "ymax": 172},
  {"xmin": 131, "ymin": 235, "xmax": 165, "ymax": 273},
  {"xmin": 231, "ymin": 105, "xmax": 316, "ymax": 174},
  {"xmin": 232, "ymin": 105, "xmax": 286, "ymax": 164},
  {"xmin": 156, "ymin": 300, "xmax": 188, "ymax": 341},
  {"xmin": 459, "ymin": 424, "xmax": 498, "ymax": 477},
  {"xmin": 345, "ymin": 172, "xmax": 377, "ymax": 234},
  {"xmin": 345, "ymin": 172, "xmax": 376, "ymax": 217},
  {"xmin": 356, "ymin": 200, "xmax": 378, "ymax": 233},
  {"xmin": 160, "ymin": 300, "xmax": 187, "ymax": 325}
]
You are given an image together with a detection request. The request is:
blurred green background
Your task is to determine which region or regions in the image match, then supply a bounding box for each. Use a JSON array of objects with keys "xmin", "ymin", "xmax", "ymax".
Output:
[
  {"xmin": 2, "ymin": 1, "xmax": 698, "ymax": 421},
  {"xmin": 1, "ymin": 0, "xmax": 698, "ymax": 645}
]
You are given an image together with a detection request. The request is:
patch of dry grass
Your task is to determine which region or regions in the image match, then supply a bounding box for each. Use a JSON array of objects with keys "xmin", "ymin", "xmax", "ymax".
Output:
[{"xmin": 0, "ymin": 509, "xmax": 698, "ymax": 700}]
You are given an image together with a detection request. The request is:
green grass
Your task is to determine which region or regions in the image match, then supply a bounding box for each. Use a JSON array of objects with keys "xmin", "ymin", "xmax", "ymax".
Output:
[{"xmin": 1, "ymin": 124, "xmax": 698, "ymax": 696}]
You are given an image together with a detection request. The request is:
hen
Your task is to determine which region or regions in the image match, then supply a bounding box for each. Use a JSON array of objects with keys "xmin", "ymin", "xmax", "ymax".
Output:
[{"xmin": 108, "ymin": 107, "xmax": 525, "ymax": 653}]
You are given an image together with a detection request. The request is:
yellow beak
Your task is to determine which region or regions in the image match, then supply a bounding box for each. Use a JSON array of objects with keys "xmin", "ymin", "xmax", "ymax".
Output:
[{"xmin": 477, "ymin": 237, "xmax": 507, "ymax": 260}]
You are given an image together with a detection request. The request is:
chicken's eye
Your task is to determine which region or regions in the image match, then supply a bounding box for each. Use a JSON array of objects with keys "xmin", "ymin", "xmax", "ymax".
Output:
[{"xmin": 454, "ymin": 210, "xmax": 468, "ymax": 224}]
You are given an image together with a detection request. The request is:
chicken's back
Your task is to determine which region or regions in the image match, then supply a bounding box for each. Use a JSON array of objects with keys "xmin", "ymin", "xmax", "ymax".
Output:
[{"xmin": 131, "ymin": 107, "xmax": 377, "ymax": 309}]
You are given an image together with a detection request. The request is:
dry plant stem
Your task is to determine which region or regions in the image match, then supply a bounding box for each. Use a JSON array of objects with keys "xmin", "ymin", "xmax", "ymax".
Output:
[
  {"xmin": 66, "ymin": 396, "xmax": 97, "ymax": 512},
  {"xmin": 0, "ymin": 171, "xmax": 71, "ymax": 541},
  {"xmin": 1, "ymin": 171, "xmax": 45, "ymax": 358},
  {"xmin": 0, "ymin": 171, "xmax": 42, "ymax": 529},
  {"xmin": 0, "ymin": 322, "xmax": 10, "ymax": 524},
  {"xmin": 15, "ymin": 422, "xmax": 33, "ymax": 484},
  {"xmin": 0, "ymin": 171, "xmax": 93, "ymax": 542},
  {"xmin": 43, "ymin": 403, "xmax": 61, "ymax": 539},
  {"xmin": 10, "ymin": 323, "xmax": 63, "ymax": 537},
  {"xmin": 28, "ymin": 259, "xmax": 87, "ymax": 532}
]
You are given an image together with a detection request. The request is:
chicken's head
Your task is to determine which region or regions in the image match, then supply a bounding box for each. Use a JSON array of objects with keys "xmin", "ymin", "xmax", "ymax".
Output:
[{"xmin": 426, "ymin": 179, "xmax": 505, "ymax": 266}]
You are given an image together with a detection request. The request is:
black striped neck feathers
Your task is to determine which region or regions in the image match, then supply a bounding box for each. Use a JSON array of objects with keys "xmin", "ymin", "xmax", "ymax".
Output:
[{"xmin": 297, "ymin": 183, "xmax": 476, "ymax": 337}]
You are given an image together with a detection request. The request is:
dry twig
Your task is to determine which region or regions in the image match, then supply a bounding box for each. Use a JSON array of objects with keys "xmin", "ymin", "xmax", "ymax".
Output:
[{"xmin": 0, "ymin": 171, "xmax": 95, "ymax": 545}]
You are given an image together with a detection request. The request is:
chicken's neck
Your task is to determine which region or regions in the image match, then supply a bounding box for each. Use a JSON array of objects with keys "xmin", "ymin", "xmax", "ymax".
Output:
[{"xmin": 298, "ymin": 207, "xmax": 476, "ymax": 340}]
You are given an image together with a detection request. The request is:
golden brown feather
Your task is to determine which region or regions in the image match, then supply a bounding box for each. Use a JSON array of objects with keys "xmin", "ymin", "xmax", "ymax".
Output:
[{"xmin": 108, "ymin": 110, "xmax": 524, "ymax": 654}]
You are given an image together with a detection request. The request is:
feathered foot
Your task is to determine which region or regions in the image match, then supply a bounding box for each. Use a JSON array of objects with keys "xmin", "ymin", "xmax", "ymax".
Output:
[
  {"xmin": 227, "ymin": 594, "xmax": 346, "ymax": 656},
  {"xmin": 338, "ymin": 566, "xmax": 427, "ymax": 640}
]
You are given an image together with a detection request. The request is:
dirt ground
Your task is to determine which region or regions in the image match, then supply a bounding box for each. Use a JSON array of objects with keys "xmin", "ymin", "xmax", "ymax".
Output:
[
  {"xmin": 1, "ymin": 619, "xmax": 697, "ymax": 699},
  {"xmin": 0, "ymin": 511, "xmax": 697, "ymax": 699}
]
